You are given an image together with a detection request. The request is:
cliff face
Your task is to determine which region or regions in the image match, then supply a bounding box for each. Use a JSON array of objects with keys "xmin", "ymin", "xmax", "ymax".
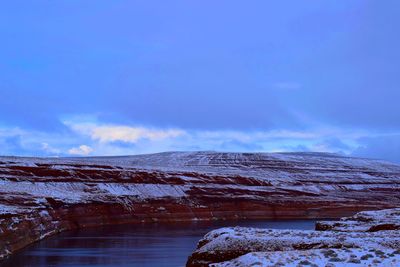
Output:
[
  {"xmin": 187, "ymin": 208, "xmax": 400, "ymax": 267},
  {"xmin": 1, "ymin": 151, "xmax": 400, "ymax": 259}
]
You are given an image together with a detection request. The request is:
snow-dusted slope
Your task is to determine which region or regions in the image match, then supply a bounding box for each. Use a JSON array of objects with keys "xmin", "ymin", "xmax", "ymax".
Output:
[
  {"xmin": 0, "ymin": 151, "xmax": 400, "ymax": 260},
  {"xmin": 187, "ymin": 208, "xmax": 400, "ymax": 267}
]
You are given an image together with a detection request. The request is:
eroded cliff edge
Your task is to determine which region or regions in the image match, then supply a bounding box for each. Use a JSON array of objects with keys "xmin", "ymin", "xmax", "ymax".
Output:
[
  {"xmin": 1, "ymin": 151, "xmax": 400, "ymax": 259},
  {"xmin": 187, "ymin": 208, "xmax": 400, "ymax": 266}
]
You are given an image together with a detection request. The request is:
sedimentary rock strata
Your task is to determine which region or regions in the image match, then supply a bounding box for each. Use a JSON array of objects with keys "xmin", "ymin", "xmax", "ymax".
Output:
[
  {"xmin": 187, "ymin": 208, "xmax": 400, "ymax": 266},
  {"xmin": 1, "ymin": 151, "xmax": 400, "ymax": 260}
]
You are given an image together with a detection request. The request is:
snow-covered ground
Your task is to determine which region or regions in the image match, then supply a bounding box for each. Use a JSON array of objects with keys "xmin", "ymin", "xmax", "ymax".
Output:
[
  {"xmin": 187, "ymin": 208, "xmax": 400, "ymax": 267},
  {"xmin": 212, "ymin": 248, "xmax": 400, "ymax": 267},
  {"xmin": 1, "ymin": 151, "xmax": 399, "ymax": 217},
  {"xmin": 2, "ymin": 151, "xmax": 400, "ymax": 182},
  {"xmin": 316, "ymin": 208, "xmax": 400, "ymax": 232}
]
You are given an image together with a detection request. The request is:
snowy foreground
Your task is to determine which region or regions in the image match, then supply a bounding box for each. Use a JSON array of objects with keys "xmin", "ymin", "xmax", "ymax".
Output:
[
  {"xmin": 212, "ymin": 248, "xmax": 400, "ymax": 267},
  {"xmin": 187, "ymin": 209, "xmax": 400, "ymax": 266}
]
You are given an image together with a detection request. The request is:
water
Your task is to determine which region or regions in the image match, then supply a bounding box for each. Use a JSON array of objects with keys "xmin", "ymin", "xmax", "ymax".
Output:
[{"xmin": 1, "ymin": 219, "xmax": 315, "ymax": 267}]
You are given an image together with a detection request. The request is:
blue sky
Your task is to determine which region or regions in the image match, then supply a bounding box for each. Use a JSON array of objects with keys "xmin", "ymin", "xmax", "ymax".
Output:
[{"xmin": 1, "ymin": 1, "xmax": 400, "ymax": 162}]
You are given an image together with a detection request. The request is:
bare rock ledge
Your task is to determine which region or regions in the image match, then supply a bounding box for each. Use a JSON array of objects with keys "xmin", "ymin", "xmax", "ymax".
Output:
[{"xmin": 187, "ymin": 208, "xmax": 400, "ymax": 266}]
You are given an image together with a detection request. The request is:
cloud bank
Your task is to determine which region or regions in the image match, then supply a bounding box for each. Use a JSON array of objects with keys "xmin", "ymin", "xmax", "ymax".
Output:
[{"xmin": 1, "ymin": 117, "xmax": 399, "ymax": 163}]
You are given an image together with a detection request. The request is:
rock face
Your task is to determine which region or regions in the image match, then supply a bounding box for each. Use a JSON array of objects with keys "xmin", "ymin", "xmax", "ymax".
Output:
[
  {"xmin": 1, "ymin": 151, "xmax": 400, "ymax": 260},
  {"xmin": 186, "ymin": 208, "xmax": 400, "ymax": 266}
]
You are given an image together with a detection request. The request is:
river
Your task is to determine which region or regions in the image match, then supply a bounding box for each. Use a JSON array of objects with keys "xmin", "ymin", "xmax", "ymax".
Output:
[{"xmin": 1, "ymin": 219, "xmax": 316, "ymax": 267}]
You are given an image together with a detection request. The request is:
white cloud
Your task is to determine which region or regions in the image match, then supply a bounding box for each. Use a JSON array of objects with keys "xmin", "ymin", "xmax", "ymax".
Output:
[
  {"xmin": 68, "ymin": 145, "xmax": 93, "ymax": 155},
  {"xmin": 67, "ymin": 122, "xmax": 186, "ymax": 143},
  {"xmin": 41, "ymin": 142, "xmax": 60, "ymax": 154},
  {"xmin": 92, "ymin": 126, "xmax": 184, "ymax": 143}
]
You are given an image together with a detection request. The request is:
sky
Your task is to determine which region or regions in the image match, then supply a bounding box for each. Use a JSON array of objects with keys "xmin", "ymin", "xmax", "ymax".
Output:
[{"xmin": 1, "ymin": 1, "xmax": 400, "ymax": 163}]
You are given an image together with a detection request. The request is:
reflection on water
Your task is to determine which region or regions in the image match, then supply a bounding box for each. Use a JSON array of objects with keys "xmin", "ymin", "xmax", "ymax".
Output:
[{"xmin": 1, "ymin": 219, "xmax": 315, "ymax": 267}]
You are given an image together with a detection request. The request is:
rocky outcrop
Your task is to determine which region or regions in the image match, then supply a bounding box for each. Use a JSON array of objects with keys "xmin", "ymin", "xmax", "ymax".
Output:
[
  {"xmin": 1, "ymin": 151, "xmax": 400, "ymax": 260},
  {"xmin": 316, "ymin": 208, "xmax": 400, "ymax": 232},
  {"xmin": 187, "ymin": 208, "xmax": 400, "ymax": 266}
]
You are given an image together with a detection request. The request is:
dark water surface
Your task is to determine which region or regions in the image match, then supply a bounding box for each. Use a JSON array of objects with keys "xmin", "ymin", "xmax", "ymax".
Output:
[{"xmin": 1, "ymin": 219, "xmax": 315, "ymax": 267}]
